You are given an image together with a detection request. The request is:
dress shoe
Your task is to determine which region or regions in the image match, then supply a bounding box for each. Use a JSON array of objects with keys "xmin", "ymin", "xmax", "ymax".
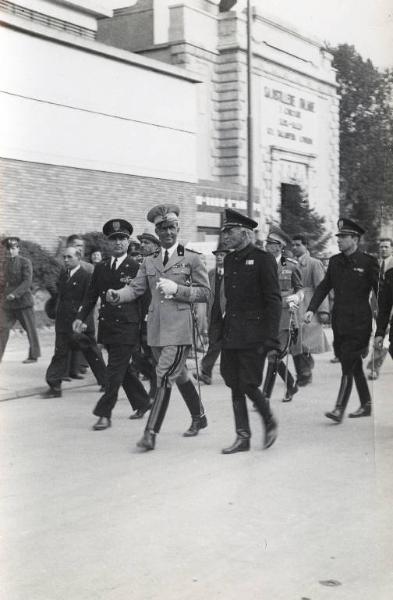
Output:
[
  {"xmin": 22, "ymin": 358, "xmax": 37, "ymax": 364},
  {"xmin": 282, "ymin": 384, "xmax": 299, "ymax": 402},
  {"xmin": 367, "ymin": 370, "xmax": 378, "ymax": 381},
  {"xmin": 183, "ymin": 415, "xmax": 208, "ymax": 437},
  {"xmin": 325, "ymin": 408, "xmax": 344, "ymax": 423},
  {"xmin": 222, "ymin": 436, "xmax": 250, "ymax": 454},
  {"xmin": 40, "ymin": 388, "xmax": 62, "ymax": 398},
  {"xmin": 264, "ymin": 417, "xmax": 278, "ymax": 449},
  {"xmin": 330, "ymin": 357, "xmax": 340, "ymax": 364},
  {"xmin": 136, "ymin": 430, "xmax": 156, "ymax": 451},
  {"xmin": 69, "ymin": 373, "xmax": 84, "ymax": 380},
  {"xmin": 348, "ymin": 406, "xmax": 372, "ymax": 418},
  {"xmin": 92, "ymin": 417, "xmax": 111, "ymax": 431}
]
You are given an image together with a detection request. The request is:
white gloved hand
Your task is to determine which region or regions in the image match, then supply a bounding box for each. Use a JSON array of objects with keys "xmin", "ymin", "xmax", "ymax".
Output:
[
  {"xmin": 286, "ymin": 294, "xmax": 299, "ymax": 308},
  {"xmin": 157, "ymin": 278, "xmax": 178, "ymax": 297}
]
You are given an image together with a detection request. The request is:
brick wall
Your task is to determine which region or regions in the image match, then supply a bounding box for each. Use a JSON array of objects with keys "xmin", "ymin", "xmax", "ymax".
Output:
[{"xmin": 1, "ymin": 158, "xmax": 197, "ymax": 250}]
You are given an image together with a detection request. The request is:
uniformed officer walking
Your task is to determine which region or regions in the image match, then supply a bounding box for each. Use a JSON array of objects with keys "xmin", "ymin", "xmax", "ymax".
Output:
[
  {"xmin": 73, "ymin": 219, "xmax": 151, "ymax": 430},
  {"xmin": 0, "ymin": 237, "xmax": 41, "ymax": 363},
  {"xmin": 219, "ymin": 209, "xmax": 282, "ymax": 454},
  {"xmin": 305, "ymin": 218, "xmax": 379, "ymax": 422},
  {"xmin": 107, "ymin": 204, "xmax": 210, "ymax": 451},
  {"xmin": 264, "ymin": 226, "xmax": 304, "ymax": 402}
]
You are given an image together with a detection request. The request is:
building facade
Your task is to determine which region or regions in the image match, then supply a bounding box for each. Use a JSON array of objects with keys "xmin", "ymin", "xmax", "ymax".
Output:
[
  {"xmin": 0, "ymin": 0, "xmax": 200, "ymax": 248},
  {"xmin": 1, "ymin": 0, "xmax": 339, "ymax": 249},
  {"xmin": 98, "ymin": 0, "xmax": 339, "ymax": 244}
]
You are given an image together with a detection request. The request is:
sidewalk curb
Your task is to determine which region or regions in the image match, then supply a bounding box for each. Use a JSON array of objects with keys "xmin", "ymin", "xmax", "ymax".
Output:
[{"xmin": 0, "ymin": 379, "xmax": 98, "ymax": 402}]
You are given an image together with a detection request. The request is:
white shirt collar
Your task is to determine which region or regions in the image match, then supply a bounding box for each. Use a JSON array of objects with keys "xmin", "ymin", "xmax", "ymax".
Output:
[
  {"xmin": 162, "ymin": 242, "xmax": 178, "ymax": 260},
  {"xmin": 275, "ymin": 254, "xmax": 281, "ymax": 264},
  {"xmin": 111, "ymin": 253, "xmax": 127, "ymax": 269},
  {"xmin": 69, "ymin": 265, "xmax": 80, "ymax": 277}
]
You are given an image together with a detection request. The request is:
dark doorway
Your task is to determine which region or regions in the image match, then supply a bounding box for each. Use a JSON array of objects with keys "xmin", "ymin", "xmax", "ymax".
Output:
[{"xmin": 281, "ymin": 183, "xmax": 302, "ymax": 223}]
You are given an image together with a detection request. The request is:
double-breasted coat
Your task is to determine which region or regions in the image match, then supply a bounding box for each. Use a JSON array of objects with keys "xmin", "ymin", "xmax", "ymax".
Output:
[
  {"xmin": 117, "ymin": 245, "xmax": 210, "ymax": 347},
  {"xmin": 78, "ymin": 256, "xmax": 141, "ymax": 346},
  {"xmin": 308, "ymin": 250, "xmax": 379, "ymax": 361}
]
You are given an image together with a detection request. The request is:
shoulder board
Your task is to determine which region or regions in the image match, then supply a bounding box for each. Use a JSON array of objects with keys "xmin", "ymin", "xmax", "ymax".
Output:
[
  {"xmin": 362, "ymin": 251, "xmax": 377, "ymax": 260},
  {"xmin": 285, "ymin": 256, "xmax": 298, "ymax": 264},
  {"xmin": 183, "ymin": 246, "xmax": 202, "ymax": 255}
]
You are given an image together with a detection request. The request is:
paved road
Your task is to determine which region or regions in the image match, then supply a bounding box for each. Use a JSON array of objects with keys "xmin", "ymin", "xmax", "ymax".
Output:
[{"xmin": 1, "ymin": 346, "xmax": 392, "ymax": 599}]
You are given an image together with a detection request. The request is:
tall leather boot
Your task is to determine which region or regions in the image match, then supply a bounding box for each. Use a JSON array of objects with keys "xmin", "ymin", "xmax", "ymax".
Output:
[
  {"xmin": 137, "ymin": 385, "xmax": 172, "ymax": 450},
  {"xmin": 222, "ymin": 392, "xmax": 251, "ymax": 454},
  {"xmin": 349, "ymin": 359, "xmax": 372, "ymax": 418},
  {"xmin": 262, "ymin": 361, "xmax": 278, "ymax": 400},
  {"xmin": 249, "ymin": 388, "xmax": 278, "ymax": 449},
  {"xmin": 277, "ymin": 361, "xmax": 298, "ymax": 402},
  {"xmin": 325, "ymin": 375, "xmax": 353, "ymax": 423},
  {"xmin": 177, "ymin": 379, "xmax": 207, "ymax": 437}
]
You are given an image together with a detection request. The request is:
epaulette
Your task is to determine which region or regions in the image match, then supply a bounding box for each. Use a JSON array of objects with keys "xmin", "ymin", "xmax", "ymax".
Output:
[
  {"xmin": 183, "ymin": 246, "xmax": 202, "ymax": 255},
  {"xmin": 285, "ymin": 256, "xmax": 298, "ymax": 264}
]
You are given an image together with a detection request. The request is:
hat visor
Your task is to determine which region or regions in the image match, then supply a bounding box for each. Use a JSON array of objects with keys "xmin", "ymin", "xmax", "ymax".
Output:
[
  {"xmin": 335, "ymin": 230, "xmax": 360, "ymax": 237},
  {"xmin": 107, "ymin": 232, "xmax": 130, "ymax": 239}
]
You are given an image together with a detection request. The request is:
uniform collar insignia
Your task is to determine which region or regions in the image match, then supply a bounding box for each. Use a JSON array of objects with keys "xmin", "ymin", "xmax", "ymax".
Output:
[{"xmin": 177, "ymin": 244, "xmax": 184, "ymax": 256}]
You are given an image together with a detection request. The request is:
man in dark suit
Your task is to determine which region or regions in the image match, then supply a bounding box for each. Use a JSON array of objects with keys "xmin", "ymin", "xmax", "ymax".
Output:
[
  {"xmin": 73, "ymin": 219, "xmax": 151, "ymax": 430},
  {"xmin": 41, "ymin": 246, "xmax": 106, "ymax": 398},
  {"xmin": 0, "ymin": 237, "xmax": 41, "ymax": 363},
  {"xmin": 220, "ymin": 209, "xmax": 282, "ymax": 454},
  {"xmin": 305, "ymin": 218, "xmax": 379, "ymax": 422},
  {"xmin": 194, "ymin": 243, "xmax": 228, "ymax": 385}
]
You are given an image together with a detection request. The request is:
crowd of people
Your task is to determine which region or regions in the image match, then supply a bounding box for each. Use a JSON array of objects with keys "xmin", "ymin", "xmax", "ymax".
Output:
[{"xmin": 1, "ymin": 206, "xmax": 392, "ymax": 453}]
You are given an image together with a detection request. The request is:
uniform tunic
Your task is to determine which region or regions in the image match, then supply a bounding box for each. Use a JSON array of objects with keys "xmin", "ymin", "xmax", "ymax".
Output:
[
  {"xmin": 277, "ymin": 255, "xmax": 303, "ymax": 355},
  {"xmin": 0, "ymin": 255, "xmax": 40, "ymax": 360},
  {"xmin": 308, "ymin": 249, "xmax": 379, "ymax": 368}
]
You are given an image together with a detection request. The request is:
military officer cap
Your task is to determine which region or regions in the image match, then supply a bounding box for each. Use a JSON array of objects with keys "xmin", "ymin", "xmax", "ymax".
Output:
[
  {"xmin": 336, "ymin": 218, "xmax": 365, "ymax": 237},
  {"xmin": 102, "ymin": 219, "xmax": 133, "ymax": 238},
  {"xmin": 147, "ymin": 204, "xmax": 180, "ymax": 226},
  {"xmin": 221, "ymin": 208, "xmax": 258, "ymax": 231},
  {"xmin": 266, "ymin": 226, "xmax": 291, "ymax": 246},
  {"xmin": 137, "ymin": 232, "xmax": 160, "ymax": 246},
  {"xmin": 212, "ymin": 241, "xmax": 229, "ymax": 255},
  {"xmin": 2, "ymin": 236, "xmax": 20, "ymax": 248}
]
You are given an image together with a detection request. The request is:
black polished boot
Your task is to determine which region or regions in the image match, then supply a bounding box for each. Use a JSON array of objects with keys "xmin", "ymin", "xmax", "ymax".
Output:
[
  {"xmin": 222, "ymin": 433, "xmax": 250, "ymax": 454},
  {"xmin": 222, "ymin": 392, "xmax": 251, "ymax": 454},
  {"xmin": 177, "ymin": 379, "xmax": 207, "ymax": 436},
  {"xmin": 136, "ymin": 385, "xmax": 172, "ymax": 450},
  {"xmin": 183, "ymin": 415, "xmax": 208, "ymax": 437},
  {"xmin": 349, "ymin": 360, "xmax": 372, "ymax": 418},
  {"xmin": 248, "ymin": 388, "xmax": 278, "ymax": 449},
  {"xmin": 262, "ymin": 361, "xmax": 278, "ymax": 400},
  {"xmin": 325, "ymin": 375, "xmax": 353, "ymax": 423},
  {"xmin": 136, "ymin": 430, "xmax": 156, "ymax": 450}
]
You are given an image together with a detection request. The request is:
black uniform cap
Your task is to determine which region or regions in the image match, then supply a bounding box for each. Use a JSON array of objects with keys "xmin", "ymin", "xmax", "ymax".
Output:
[
  {"xmin": 102, "ymin": 219, "xmax": 133, "ymax": 238},
  {"xmin": 221, "ymin": 208, "xmax": 258, "ymax": 231},
  {"xmin": 336, "ymin": 218, "xmax": 365, "ymax": 237},
  {"xmin": 137, "ymin": 233, "xmax": 160, "ymax": 246},
  {"xmin": 2, "ymin": 236, "xmax": 20, "ymax": 248}
]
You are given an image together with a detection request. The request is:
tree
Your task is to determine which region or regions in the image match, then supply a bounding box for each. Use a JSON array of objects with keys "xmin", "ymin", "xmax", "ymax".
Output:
[
  {"xmin": 279, "ymin": 183, "xmax": 330, "ymax": 254},
  {"xmin": 329, "ymin": 44, "xmax": 393, "ymax": 249}
]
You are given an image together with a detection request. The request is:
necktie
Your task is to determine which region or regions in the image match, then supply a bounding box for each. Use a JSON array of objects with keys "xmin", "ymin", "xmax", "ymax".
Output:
[
  {"xmin": 111, "ymin": 258, "xmax": 118, "ymax": 272},
  {"xmin": 163, "ymin": 250, "xmax": 169, "ymax": 266},
  {"xmin": 66, "ymin": 269, "xmax": 71, "ymax": 281}
]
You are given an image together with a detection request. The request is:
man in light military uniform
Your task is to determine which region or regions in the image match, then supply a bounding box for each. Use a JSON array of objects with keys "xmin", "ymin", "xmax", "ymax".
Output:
[
  {"xmin": 107, "ymin": 204, "xmax": 210, "ymax": 451},
  {"xmin": 264, "ymin": 226, "xmax": 304, "ymax": 402}
]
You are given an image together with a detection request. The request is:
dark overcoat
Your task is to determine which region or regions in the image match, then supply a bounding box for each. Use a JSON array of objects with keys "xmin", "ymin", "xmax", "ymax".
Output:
[
  {"xmin": 221, "ymin": 243, "xmax": 281, "ymax": 349},
  {"xmin": 3, "ymin": 256, "xmax": 34, "ymax": 309},
  {"xmin": 55, "ymin": 267, "xmax": 94, "ymax": 334}
]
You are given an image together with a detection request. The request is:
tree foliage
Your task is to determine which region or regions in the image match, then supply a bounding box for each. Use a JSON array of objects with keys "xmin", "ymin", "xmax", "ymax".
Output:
[
  {"xmin": 279, "ymin": 184, "xmax": 330, "ymax": 254},
  {"xmin": 329, "ymin": 44, "xmax": 393, "ymax": 249}
]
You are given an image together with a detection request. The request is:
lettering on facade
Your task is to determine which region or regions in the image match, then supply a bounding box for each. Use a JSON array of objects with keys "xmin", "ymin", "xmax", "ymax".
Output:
[{"xmin": 264, "ymin": 86, "xmax": 315, "ymax": 146}]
